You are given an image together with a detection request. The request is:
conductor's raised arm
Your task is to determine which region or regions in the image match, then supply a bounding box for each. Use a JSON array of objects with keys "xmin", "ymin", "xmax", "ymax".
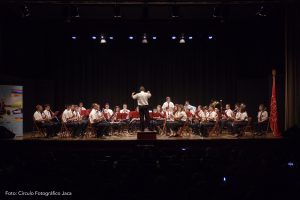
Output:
[
  {"xmin": 147, "ymin": 91, "xmax": 151, "ymax": 98},
  {"xmin": 132, "ymin": 92, "xmax": 137, "ymax": 99}
]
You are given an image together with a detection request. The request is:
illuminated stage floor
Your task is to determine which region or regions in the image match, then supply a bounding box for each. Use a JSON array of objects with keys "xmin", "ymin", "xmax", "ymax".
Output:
[{"xmin": 17, "ymin": 131, "xmax": 278, "ymax": 141}]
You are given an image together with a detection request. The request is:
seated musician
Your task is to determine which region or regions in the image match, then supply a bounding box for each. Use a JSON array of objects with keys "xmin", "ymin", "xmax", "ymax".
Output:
[
  {"xmin": 74, "ymin": 105, "xmax": 88, "ymax": 136},
  {"xmin": 110, "ymin": 106, "xmax": 127, "ymax": 134},
  {"xmin": 33, "ymin": 105, "xmax": 55, "ymax": 137},
  {"xmin": 231, "ymin": 104, "xmax": 248, "ymax": 137},
  {"xmin": 162, "ymin": 96, "xmax": 175, "ymax": 111},
  {"xmin": 43, "ymin": 104, "xmax": 60, "ymax": 135},
  {"xmin": 129, "ymin": 106, "xmax": 140, "ymax": 132},
  {"xmin": 199, "ymin": 105, "xmax": 217, "ymax": 137},
  {"xmin": 190, "ymin": 105, "xmax": 203, "ymax": 135},
  {"xmin": 164, "ymin": 106, "xmax": 176, "ymax": 136},
  {"xmin": 253, "ymin": 104, "xmax": 269, "ymax": 136},
  {"xmin": 120, "ymin": 104, "xmax": 130, "ymax": 121},
  {"xmin": 103, "ymin": 103, "xmax": 114, "ymax": 119},
  {"xmin": 219, "ymin": 104, "xmax": 234, "ymax": 134},
  {"xmin": 78, "ymin": 102, "xmax": 86, "ymax": 112},
  {"xmin": 184, "ymin": 100, "xmax": 196, "ymax": 114},
  {"xmin": 151, "ymin": 105, "xmax": 165, "ymax": 133},
  {"xmin": 89, "ymin": 103, "xmax": 109, "ymax": 137},
  {"xmin": 170, "ymin": 104, "xmax": 187, "ymax": 137},
  {"xmin": 61, "ymin": 105, "xmax": 81, "ymax": 137}
]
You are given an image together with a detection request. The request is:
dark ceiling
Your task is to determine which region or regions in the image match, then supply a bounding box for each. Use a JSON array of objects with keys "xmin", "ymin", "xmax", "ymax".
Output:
[{"xmin": 0, "ymin": 0, "xmax": 285, "ymax": 22}]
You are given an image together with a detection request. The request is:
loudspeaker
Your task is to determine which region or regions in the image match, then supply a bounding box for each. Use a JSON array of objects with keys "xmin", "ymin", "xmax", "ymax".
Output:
[
  {"xmin": 0, "ymin": 126, "xmax": 15, "ymax": 139},
  {"xmin": 137, "ymin": 131, "xmax": 157, "ymax": 140}
]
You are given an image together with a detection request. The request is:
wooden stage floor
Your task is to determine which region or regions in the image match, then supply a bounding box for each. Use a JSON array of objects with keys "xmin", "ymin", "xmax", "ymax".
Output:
[{"xmin": 17, "ymin": 131, "xmax": 279, "ymax": 141}]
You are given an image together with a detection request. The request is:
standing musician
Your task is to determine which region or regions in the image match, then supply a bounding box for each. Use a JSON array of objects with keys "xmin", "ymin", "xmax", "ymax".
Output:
[
  {"xmin": 230, "ymin": 104, "xmax": 248, "ymax": 137},
  {"xmin": 33, "ymin": 105, "xmax": 56, "ymax": 137},
  {"xmin": 253, "ymin": 104, "xmax": 269, "ymax": 136},
  {"xmin": 89, "ymin": 103, "xmax": 109, "ymax": 137},
  {"xmin": 43, "ymin": 104, "xmax": 60, "ymax": 135},
  {"xmin": 170, "ymin": 104, "xmax": 187, "ymax": 137},
  {"xmin": 199, "ymin": 105, "xmax": 218, "ymax": 137},
  {"xmin": 132, "ymin": 86, "xmax": 152, "ymax": 131},
  {"xmin": 162, "ymin": 96, "xmax": 175, "ymax": 111},
  {"xmin": 219, "ymin": 104, "xmax": 234, "ymax": 134},
  {"xmin": 62, "ymin": 105, "xmax": 81, "ymax": 137}
]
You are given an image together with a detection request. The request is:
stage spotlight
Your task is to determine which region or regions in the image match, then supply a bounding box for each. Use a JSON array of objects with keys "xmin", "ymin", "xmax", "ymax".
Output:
[
  {"xmin": 256, "ymin": 5, "xmax": 267, "ymax": 17},
  {"xmin": 129, "ymin": 36, "xmax": 134, "ymax": 40},
  {"xmin": 152, "ymin": 36, "xmax": 157, "ymax": 40},
  {"xmin": 208, "ymin": 35, "xmax": 213, "ymax": 40},
  {"xmin": 92, "ymin": 36, "xmax": 97, "ymax": 40},
  {"xmin": 21, "ymin": 4, "xmax": 30, "ymax": 18},
  {"xmin": 188, "ymin": 36, "xmax": 193, "ymax": 40},
  {"xmin": 171, "ymin": 36, "xmax": 177, "ymax": 40},
  {"xmin": 71, "ymin": 36, "xmax": 77, "ymax": 40},
  {"xmin": 288, "ymin": 161, "xmax": 295, "ymax": 168},
  {"xmin": 179, "ymin": 34, "xmax": 185, "ymax": 44},
  {"xmin": 223, "ymin": 176, "xmax": 227, "ymax": 182},
  {"xmin": 109, "ymin": 36, "xmax": 114, "ymax": 40},
  {"xmin": 181, "ymin": 148, "xmax": 187, "ymax": 151},
  {"xmin": 100, "ymin": 34, "xmax": 106, "ymax": 44},
  {"xmin": 142, "ymin": 33, "xmax": 148, "ymax": 44},
  {"xmin": 171, "ymin": 4, "xmax": 179, "ymax": 18}
]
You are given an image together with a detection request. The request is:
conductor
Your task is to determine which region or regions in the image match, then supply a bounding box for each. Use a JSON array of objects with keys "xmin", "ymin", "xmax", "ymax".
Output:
[{"xmin": 132, "ymin": 86, "xmax": 151, "ymax": 131}]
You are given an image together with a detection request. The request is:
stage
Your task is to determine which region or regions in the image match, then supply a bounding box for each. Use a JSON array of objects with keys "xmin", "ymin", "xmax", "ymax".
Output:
[{"xmin": 16, "ymin": 131, "xmax": 279, "ymax": 141}]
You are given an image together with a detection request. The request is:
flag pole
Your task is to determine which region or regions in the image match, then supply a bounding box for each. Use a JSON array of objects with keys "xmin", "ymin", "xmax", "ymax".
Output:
[{"xmin": 270, "ymin": 69, "xmax": 281, "ymax": 137}]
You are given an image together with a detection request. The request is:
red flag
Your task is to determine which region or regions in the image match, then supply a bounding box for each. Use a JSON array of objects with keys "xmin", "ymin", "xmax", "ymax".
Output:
[{"xmin": 270, "ymin": 70, "xmax": 281, "ymax": 137}]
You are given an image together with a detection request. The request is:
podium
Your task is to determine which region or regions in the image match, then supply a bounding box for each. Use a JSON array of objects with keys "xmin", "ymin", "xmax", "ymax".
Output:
[{"xmin": 137, "ymin": 131, "xmax": 157, "ymax": 140}]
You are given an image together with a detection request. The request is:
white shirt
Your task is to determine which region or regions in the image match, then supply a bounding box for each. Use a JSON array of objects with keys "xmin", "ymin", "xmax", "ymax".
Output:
[
  {"xmin": 79, "ymin": 106, "xmax": 86, "ymax": 112},
  {"xmin": 208, "ymin": 111, "xmax": 217, "ymax": 121},
  {"xmin": 165, "ymin": 111, "xmax": 174, "ymax": 121},
  {"xmin": 103, "ymin": 108, "xmax": 113, "ymax": 116},
  {"xmin": 120, "ymin": 109, "xmax": 130, "ymax": 114},
  {"xmin": 236, "ymin": 111, "xmax": 248, "ymax": 121},
  {"xmin": 197, "ymin": 110, "xmax": 205, "ymax": 121},
  {"xmin": 175, "ymin": 111, "xmax": 187, "ymax": 122},
  {"xmin": 43, "ymin": 110, "xmax": 52, "ymax": 120},
  {"xmin": 186, "ymin": 104, "xmax": 196, "ymax": 112},
  {"xmin": 225, "ymin": 109, "xmax": 234, "ymax": 118},
  {"xmin": 132, "ymin": 91, "xmax": 151, "ymax": 106},
  {"xmin": 258, "ymin": 111, "xmax": 268, "ymax": 122},
  {"xmin": 162, "ymin": 101, "xmax": 175, "ymax": 111},
  {"xmin": 33, "ymin": 111, "xmax": 45, "ymax": 121},
  {"xmin": 89, "ymin": 108, "xmax": 103, "ymax": 124},
  {"xmin": 62, "ymin": 109, "xmax": 73, "ymax": 123}
]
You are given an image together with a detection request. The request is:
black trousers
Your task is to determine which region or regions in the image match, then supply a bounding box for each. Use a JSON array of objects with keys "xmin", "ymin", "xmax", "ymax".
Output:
[
  {"xmin": 253, "ymin": 121, "xmax": 268, "ymax": 134},
  {"xmin": 138, "ymin": 105, "xmax": 150, "ymax": 131}
]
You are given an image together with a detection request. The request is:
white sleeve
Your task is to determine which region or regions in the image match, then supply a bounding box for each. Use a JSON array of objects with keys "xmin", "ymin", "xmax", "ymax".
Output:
[{"xmin": 132, "ymin": 93, "xmax": 138, "ymax": 99}]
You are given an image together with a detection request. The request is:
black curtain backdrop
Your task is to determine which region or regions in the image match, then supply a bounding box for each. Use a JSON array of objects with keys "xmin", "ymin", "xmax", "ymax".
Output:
[
  {"xmin": 285, "ymin": 2, "xmax": 300, "ymax": 129},
  {"xmin": 1, "ymin": 18, "xmax": 285, "ymax": 132}
]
